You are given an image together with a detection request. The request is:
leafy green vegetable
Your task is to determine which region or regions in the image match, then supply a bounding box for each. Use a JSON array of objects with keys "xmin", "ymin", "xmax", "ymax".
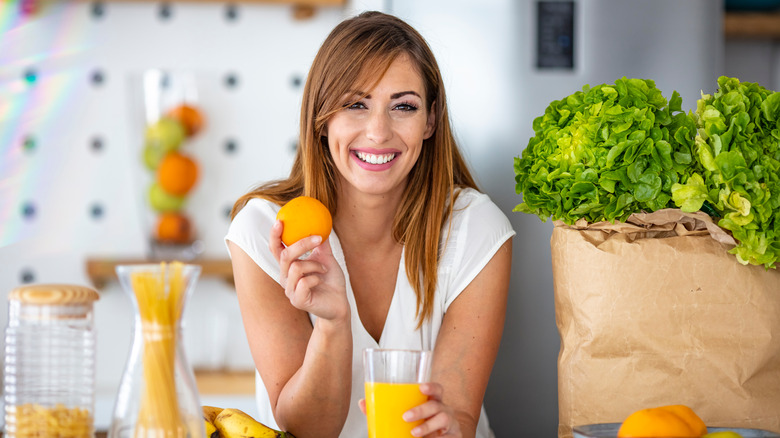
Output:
[
  {"xmin": 514, "ymin": 77, "xmax": 696, "ymax": 224},
  {"xmin": 671, "ymin": 76, "xmax": 780, "ymax": 269}
]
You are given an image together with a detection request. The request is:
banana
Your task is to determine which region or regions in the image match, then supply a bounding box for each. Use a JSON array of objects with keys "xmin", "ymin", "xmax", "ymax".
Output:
[
  {"xmin": 203, "ymin": 405, "xmax": 224, "ymax": 423},
  {"xmin": 205, "ymin": 417, "xmax": 219, "ymax": 438},
  {"xmin": 203, "ymin": 406, "xmax": 223, "ymax": 438},
  {"xmin": 214, "ymin": 408, "xmax": 293, "ymax": 438}
]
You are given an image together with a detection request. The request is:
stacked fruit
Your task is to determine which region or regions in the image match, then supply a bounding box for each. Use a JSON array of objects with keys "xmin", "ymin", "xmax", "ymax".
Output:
[{"xmin": 143, "ymin": 104, "xmax": 204, "ymax": 245}]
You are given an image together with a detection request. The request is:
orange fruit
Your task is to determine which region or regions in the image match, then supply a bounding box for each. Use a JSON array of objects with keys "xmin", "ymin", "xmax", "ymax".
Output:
[
  {"xmin": 155, "ymin": 212, "xmax": 193, "ymax": 243},
  {"xmin": 166, "ymin": 104, "xmax": 205, "ymax": 137},
  {"xmin": 276, "ymin": 196, "xmax": 332, "ymax": 246},
  {"xmin": 618, "ymin": 405, "xmax": 706, "ymax": 438},
  {"xmin": 663, "ymin": 405, "xmax": 707, "ymax": 436},
  {"xmin": 157, "ymin": 152, "xmax": 199, "ymax": 196}
]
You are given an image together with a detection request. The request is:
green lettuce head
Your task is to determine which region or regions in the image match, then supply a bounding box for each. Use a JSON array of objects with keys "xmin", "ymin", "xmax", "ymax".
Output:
[
  {"xmin": 672, "ymin": 76, "xmax": 780, "ymax": 269},
  {"xmin": 514, "ymin": 77, "xmax": 696, "ymax": 224}
]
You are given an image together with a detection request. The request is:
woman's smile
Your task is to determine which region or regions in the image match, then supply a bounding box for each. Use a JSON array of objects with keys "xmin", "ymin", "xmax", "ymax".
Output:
[{"xmin": 351, "ymin": 149, "xmax": 400, "ymax": 170}]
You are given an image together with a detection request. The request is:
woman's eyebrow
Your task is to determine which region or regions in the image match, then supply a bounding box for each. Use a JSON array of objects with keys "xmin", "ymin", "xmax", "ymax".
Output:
[
  {"xmin": 391, "ymin": 91, "xmax": 421, "ymax": 99},
  {"xmin": 347, "ymin": 90, "xmax": 422, "ymax": 100}
]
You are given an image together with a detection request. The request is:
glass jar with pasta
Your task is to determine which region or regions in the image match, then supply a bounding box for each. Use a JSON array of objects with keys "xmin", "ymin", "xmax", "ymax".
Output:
[
  {"xmin": 3, "ymin": 284, "xmax": 100, "ymax": 438},
  {"xmin": 108, "ymin": 262, "xmax": 203, "ymax": 438}
]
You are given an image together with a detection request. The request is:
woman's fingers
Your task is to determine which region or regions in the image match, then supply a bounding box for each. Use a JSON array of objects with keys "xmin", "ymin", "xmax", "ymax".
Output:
[
  {"xmin": 419, "ymin": 382, "xmax": 444, "ymax": 401},
  {"xmin": 403, "ymin": 383, "xmax": 461, "ymax": 438},
  {"xmin": 414, "ymin": 411, "xmax": 452, "ymax": 437},
  {"xmin": 358, "ymin": 399, "xmax": 367, "ymax": 415},
  {"xmin": 269, "ymin": 220, "xmax": 285, "ymax": 257}
]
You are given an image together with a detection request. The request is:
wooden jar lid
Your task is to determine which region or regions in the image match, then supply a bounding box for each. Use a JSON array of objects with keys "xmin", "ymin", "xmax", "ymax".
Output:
[{"xmin": 9, "ymin": 284, "xmax": 99, "ymax": 305}]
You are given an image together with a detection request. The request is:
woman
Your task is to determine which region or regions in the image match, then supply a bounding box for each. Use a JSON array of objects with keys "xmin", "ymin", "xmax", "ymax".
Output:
[{"xmin": 225, "ymin": 11, "xmax": 514, "ymax": 438}]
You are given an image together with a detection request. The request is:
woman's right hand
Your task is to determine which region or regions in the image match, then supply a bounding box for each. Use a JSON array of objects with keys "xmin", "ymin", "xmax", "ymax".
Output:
[{"xmin": 270, "ymin": 220, "xmax": 348, "ymax": 322}]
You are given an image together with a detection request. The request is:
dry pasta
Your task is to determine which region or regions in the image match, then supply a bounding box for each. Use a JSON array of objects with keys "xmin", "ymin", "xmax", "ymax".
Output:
[
  {"xmin": 7, "ymin": 403, "xmax": 93, "ymax": 438},
  {"xmin": 130, "ymin": 262, "xmax": 187, "ymax": 438}
]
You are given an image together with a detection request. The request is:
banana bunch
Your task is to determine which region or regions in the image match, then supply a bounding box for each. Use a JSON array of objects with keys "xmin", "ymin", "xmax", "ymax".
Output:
[{"xmin": 202, "ymin": 406, "xmax": 295, "ymax": 438}]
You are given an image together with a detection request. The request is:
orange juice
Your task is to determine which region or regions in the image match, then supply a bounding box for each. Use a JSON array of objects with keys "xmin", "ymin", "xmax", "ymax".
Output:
[{"xmin": 365, "ymin": 382, "xmax": 427, "ymax": 438}]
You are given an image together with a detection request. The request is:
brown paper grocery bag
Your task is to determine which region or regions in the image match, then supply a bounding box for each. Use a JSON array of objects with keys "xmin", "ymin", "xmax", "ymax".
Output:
[{"xmin": 552, "ymin": 209, "xmax": 780, "ymax": 438}]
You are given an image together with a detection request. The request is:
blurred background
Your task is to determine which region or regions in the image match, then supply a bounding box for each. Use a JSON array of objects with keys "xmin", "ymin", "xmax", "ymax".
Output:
[{"xmin": 1, "ymin": 0, "xmax": 779, "ymax": 434}]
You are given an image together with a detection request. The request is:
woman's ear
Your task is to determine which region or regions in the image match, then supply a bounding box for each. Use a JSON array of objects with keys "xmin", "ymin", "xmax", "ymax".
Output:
[{"xmin": 423, "ymin": 101, "xmax": 436, "ymax": 139}]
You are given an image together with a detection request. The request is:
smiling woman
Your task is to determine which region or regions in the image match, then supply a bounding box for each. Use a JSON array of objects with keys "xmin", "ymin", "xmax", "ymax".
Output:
[{"xmin": 225, "ymin": 11, "xmax": 514, "ymax": 438}]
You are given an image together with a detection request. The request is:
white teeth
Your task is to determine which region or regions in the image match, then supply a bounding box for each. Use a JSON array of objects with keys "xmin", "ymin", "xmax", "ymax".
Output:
[{"xmin": 356, "ymin": 151, "xmax": 396, "ymax": 164}]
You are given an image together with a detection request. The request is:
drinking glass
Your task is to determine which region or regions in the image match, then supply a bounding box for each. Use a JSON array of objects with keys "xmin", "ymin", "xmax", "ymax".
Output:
[{"xmin": 363, "ymin": 348, "xmax": 433, "ymax": 438}]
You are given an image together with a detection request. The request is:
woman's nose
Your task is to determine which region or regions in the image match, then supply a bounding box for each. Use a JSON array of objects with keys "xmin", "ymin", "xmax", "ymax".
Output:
[{"xmin": 365, "ymin": 109, "xmax": 393, "ymax": 144}]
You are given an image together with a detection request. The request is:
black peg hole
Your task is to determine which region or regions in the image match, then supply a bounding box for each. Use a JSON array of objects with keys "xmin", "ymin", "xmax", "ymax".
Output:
[
  {"xmin": 224, "ymin": 205, "xmax": 233, "ymax": 219},
  {"xmin": 225, "ymin": 3, "xmax": 239, "ymax": 21},
  {"xmin": 160, "ymin": 73, "xmax": 171, "ymax": 89},
  {"xmin": 91, "ymin": 136, "xmax": 104, "ymax": 152},
  {"xmin": 290, "ymin": 140, "xmax": 299, "ymax": 153},
  {"xmin": 159, "ymin": 2, "xmax": 172, "ymax": 20},
  {"xmin": 91, "ymin": 69, "xmax": 105, "ymax": 86},
  {"xmin": 291, "ymin": 74, "xmax": 303, "ymax": 88},
  {"xmin": 224, "ymin": 139, "xmax": 238, "ymax": 154},
  {"xmin": 21, "ymin": 202, "xmax": 36, "ymax": 220},
  {"xmin": 224, "ymin": 72, "xmax": 239, "ymax": 89},
  {"xmin": 91, "ymin": 2, "xmax": 105, "ymax": 19},
  {"xmin": 20, "ymin": 269, "xmax": 36, "ymax": 284},
  {"xmin": 22, "ymin": 136, "xmax": 36, "ymax": 153},
  {"xmin": 90, "ymin": 203, "xmax": 104, "ymax": 220},
  {"xmin": 23, "ymin": 68, "xmax": 38, "ymax": 85}
]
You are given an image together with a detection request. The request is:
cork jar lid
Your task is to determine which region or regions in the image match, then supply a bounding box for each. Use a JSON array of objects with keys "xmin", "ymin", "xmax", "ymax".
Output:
[{"xmin": 9, "ymin": 284, "xmax": 99, "ymax": 305}]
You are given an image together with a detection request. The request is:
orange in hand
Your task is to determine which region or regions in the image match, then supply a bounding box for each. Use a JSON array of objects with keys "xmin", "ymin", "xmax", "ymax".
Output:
[
  {"xmin": 618, "ymin": 404, "xmax": 707, "ymax": 438},
  {"xmin": 276, "ymin": 196, "xmax": 332, "ymax": 246},
  {"xmin": 157, "ymin": 152, "xmax": 199, "ymax": 196}
]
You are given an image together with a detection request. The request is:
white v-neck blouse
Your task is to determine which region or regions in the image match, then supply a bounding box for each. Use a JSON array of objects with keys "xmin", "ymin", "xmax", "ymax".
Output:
[{"xmin": 225, "ymin": 188, "xmax": 515, "ymax": 438}]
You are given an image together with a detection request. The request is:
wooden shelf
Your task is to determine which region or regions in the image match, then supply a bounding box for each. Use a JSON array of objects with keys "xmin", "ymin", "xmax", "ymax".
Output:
[
  {"xmin": 724, "ymin": 11, "xmax": 780, "ymax": 38},
  {"xmin": 195, "ymin": 369, "xmax": 255, "ymax": 395},
  {"xmin": 86, "ymin": 257, "xmax": 234, "ymax": 289}
]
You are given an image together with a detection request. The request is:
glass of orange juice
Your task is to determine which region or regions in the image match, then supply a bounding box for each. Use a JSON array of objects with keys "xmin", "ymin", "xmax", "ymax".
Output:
[{"xmin": 363, "ymin": 348, "xmax": 433, "ymax": 438}]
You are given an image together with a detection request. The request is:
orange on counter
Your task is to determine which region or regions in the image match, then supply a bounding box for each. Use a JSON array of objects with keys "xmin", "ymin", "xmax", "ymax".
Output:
[
  {"xmin": 276, "ymin": 196, "xmax": 332, "ymax": 246},
  {"xmin": 618, "ymin": 404, "xmax": 707, "ymax": 438},
  {"xmin": 155, "ymin": 212, "xmax": 193, "ymax": 243},
  {"xmin": 157, "ymin": 151, "xmax": 199, "ymax": 196},
  {"xmin": 167, "ymin": 104, "xmax": 205, "ymax": 137}
]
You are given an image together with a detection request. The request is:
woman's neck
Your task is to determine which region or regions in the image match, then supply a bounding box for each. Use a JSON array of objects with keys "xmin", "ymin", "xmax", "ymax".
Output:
[{"xmin": 332, "ymin": 184, "xmax": 404, "ymax": 249}]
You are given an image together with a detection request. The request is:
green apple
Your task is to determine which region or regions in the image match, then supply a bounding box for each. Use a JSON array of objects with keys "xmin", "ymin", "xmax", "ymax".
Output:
[
  {"xmin": 703, "ymin": 431, "xmax": 744, "ymax": 438},
  {"xmin": 148, "ymin": 182, "xmax": 186, "ymax": 212},
  {"xmin": 142, "ymin": 143, "xmax": 165, "ymax": 170},
  {"xmin": 144, "ymin": 117, "xmax": 185, "ymax": 154}
]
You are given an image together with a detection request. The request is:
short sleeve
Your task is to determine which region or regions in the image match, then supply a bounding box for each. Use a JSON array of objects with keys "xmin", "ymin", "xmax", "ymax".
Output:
[
  {"xmin": 224, "ymin": 198, "xmax": 282, "ymax": 285},
  {"xmin": 439, "ymin": 189, "xmax": 515, "ymax": 309}
]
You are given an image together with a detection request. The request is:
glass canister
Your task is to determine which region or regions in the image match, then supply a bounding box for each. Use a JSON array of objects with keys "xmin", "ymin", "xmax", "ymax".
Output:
[{"xmin": 3, "ymin": 283, "xmax": 100, "ymax": 438}]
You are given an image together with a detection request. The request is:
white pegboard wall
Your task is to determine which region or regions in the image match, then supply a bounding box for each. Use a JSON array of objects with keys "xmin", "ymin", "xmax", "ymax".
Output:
[{"xmin": 0, "ymin": 0, "xmax": 383, "ymax": 397}]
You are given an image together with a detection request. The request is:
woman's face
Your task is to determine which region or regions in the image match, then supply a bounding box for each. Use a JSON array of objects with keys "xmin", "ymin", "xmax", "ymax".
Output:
[{"xmin": 325, "ymin": 54, "xmax": 435, "ymax": 199}]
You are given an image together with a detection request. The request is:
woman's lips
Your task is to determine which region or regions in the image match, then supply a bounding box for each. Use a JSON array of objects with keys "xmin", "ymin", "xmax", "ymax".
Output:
[{"xmin": 350, "ymin": 149, "xmax": 400, "ymax": 171}]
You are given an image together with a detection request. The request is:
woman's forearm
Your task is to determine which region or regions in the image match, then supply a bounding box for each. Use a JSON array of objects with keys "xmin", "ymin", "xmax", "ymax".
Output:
[{"xmin": 274, "ymin": 316, "xmax": 353, "ymax": 438}]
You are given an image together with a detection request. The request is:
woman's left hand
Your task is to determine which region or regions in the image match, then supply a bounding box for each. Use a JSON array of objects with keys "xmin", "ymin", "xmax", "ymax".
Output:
[{"xmin": 404, "ymin": 382, "xmax": 462, "ymax": 438}]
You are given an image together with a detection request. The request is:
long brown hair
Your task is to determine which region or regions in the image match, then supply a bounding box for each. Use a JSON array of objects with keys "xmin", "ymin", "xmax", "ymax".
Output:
[{"xmin": 231, "ymin": 11, "xmax": 478, "ymax": 327}]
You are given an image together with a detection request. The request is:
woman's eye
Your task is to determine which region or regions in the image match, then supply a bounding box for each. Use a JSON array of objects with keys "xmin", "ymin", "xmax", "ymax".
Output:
[
  {"xmin": 395, "ymin": 103, "xmax": 418, "ymax": 112},
  {"xmin": 346, "ymin": 101, "xmax": 366, "ymax": 110}
]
